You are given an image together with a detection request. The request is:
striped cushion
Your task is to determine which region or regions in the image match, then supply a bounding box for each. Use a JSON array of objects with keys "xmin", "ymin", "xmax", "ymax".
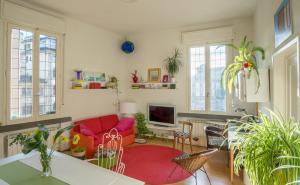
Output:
[
  {"xmin": 174, "ymin": 131, "xmax": 190, "ymax": 137},
  {"xmin": 174, "ymin": 153, "xmax": 190, "ymax": 161}
]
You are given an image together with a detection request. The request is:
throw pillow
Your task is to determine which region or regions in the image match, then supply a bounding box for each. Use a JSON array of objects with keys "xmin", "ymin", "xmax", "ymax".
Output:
[
  {"xmin": 115, "ymin": 117, "xmax": 135, "ymax": 132},
  {"xmin": 80, "ymin": 124, "xmax": 98, "ymax": 138}
]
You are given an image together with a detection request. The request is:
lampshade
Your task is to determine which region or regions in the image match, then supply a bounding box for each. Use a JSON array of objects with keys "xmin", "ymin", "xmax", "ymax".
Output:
[{"xmin": 120, "ymin": 102, "xmax": 137, "ymax": 114}]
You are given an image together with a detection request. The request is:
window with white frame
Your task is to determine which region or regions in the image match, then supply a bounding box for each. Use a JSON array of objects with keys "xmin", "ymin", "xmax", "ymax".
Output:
[
  {"xmin": 189, "ymin": 44, "xmax": 228, "ymax": 113},
  {"xmin": 8, "ymin": 24, "xmax": 61, "ymax": 122}
]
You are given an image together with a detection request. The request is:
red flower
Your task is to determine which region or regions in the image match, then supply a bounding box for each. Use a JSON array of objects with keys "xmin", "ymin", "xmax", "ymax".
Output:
[{"xmin": 243, "ymin": 61, "xmax": 249, "ymax": 68}]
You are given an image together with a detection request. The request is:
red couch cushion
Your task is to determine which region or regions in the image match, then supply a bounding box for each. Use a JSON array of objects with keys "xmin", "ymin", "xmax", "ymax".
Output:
[
  {"xmin": 119, "ymin": 127, "xmax": 134, "ymax": 137},
  {"xmin": 76, "ymin": 117, "xmax": 102, "ymax": 134},
  {"xmin": 100, "ymin": 115, "xmax": 119, "ymax": 132},
  {"xmin": 115, "ymin": 117, "xmax": 135, "ymax": 132}
]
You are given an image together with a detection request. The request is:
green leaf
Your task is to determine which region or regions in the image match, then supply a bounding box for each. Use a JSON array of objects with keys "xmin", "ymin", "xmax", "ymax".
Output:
[
  {"xmin": 252, "ymin": 47, "xmax": 266, "ymax": 60},
  {"xmin": 53, "ymin": 125, "xmax": 74, "ymax": 144}
]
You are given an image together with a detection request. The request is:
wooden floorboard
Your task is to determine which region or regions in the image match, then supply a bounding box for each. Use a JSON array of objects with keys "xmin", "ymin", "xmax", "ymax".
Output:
[{"xmin": 129, "ymin": 138, "xmax": 244, "ymax": 185}]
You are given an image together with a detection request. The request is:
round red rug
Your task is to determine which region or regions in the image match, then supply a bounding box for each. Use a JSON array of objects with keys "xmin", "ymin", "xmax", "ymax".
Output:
[{"xmin": 123, "ymin": 145, "xmax": 191, "ymax": 185}]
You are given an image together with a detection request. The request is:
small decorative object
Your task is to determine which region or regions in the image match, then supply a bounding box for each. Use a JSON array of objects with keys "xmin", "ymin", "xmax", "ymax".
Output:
[
  {"xmin": 134, "ymin": 112, "xmax": 150, "ymax": 143},
  {"xmin": 75, "ymin": 70, "xmax": 82, "ymax": 80},
  {"xmin": 121, "ymin": 41, "xmax": 135, "ymax": 54},
  {"xmin": 170, "ymin": 84, "xmax": 176, "ymax": 89},
  {"xmin": 221, "ymin": 36, "xmax": 265, "ymax": 94},
  {"xmin": 72, "ymin": 80, "xmax": 85, "ymax": 89},
  {"xmin": 162, "ymin": 75, "xmax": 169, "ymax": 83},
  {"xmin": 89, "ymin": 82, "xmax": 101, "ymax": 89},
  {"xmin": 71, "ymin": 146, "xmax": 86, "ymax": 159},
  {"xmin": 106, "ymin": 76, "xmax": 118, "ymax": 89},
  {"xmin": 10, "ymin": 125, "xmax": 73, "ymax": 177},
  {"xmin": 131, "ymin": 70, "xmax": 139, "ymax": 83},
  {"xmin": 164, "ymin": 48, "xmax": 182, "ymax": 83},
  {"xmin": 274, "ymin": 0, "xmax": 292, "ymax": 48},
  {"xmin": 148, "ymin": 68, "xmax": 161, "ymax": 83}
]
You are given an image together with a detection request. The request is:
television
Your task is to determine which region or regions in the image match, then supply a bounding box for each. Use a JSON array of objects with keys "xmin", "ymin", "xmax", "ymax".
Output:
[{"xmin": 148, "ymin": 104, "xmax": 176, "ymax": 127}]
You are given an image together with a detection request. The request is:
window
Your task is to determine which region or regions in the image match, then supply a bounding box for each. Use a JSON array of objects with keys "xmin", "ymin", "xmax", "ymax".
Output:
[
  {"xmin": 189, "ymin": 44, "xmax": 228, "ymax": 113},
  {"xmin": 10, "ymin": 28, "xmax": 33, "ymax": 120},
  {"xmin": 39, "ymin": 35, "xmax": 57, "ymax": 115},
  {"xmin": 8, "ymin": 24, "xmax": 61, "ymax": 122}
]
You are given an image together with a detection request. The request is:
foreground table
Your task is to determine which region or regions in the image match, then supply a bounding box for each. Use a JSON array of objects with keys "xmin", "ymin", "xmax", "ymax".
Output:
[{"xmin": 0, "ymin": 151, "xmax": 144, "ymax": 185}]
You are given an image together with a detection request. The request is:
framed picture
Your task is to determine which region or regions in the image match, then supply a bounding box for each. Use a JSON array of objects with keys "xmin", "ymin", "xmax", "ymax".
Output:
[
  {"xmin": 148, "ymin": 68, "xmax": 161, "ymax": 83},
  {"xmin": 274, "ymin": 0, "xmax": 292, "ymax": 48},
  {"xmin": 162, "ymin": 75, "xmax": 169, "ymax": 83},
  {"xmin": 83, "ymin": 72, "xmax": 106, "ymax": 82}
]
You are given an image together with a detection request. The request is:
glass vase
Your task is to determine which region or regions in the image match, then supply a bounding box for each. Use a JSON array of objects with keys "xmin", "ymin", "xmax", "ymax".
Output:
[{"xmin": 40, "ymin": 150, "xmax": 52, "ymax": 177}]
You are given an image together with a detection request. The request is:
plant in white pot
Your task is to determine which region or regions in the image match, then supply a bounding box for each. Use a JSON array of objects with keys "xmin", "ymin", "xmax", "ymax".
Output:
[{"xmin": 164, "ymin": 48, "xmax": 182, "ymax": 83}]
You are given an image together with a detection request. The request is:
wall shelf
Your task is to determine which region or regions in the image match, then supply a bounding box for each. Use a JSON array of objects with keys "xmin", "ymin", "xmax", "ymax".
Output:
[{"xmin": 131, "ymin": 82, "xmax": 177, "ymax": 90}]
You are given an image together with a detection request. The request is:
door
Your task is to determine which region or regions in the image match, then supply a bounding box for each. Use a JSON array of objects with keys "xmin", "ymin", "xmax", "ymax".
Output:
[{"xmin": 286, "ymin": 54, "xmax": 298, "ymax": 120}]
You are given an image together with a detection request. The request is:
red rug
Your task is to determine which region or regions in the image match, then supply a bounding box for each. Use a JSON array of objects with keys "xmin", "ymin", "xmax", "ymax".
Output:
[{"xmin": 123, "ymin": 145, "xmax": 191, "ymax": 185}]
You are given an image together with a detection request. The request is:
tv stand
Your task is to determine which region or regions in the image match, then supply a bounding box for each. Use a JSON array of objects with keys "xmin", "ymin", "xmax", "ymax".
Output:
[
  {"xmin": 146, "ymin": 124, "xmax": 181, "ymax": 139},
  {"xmin": 147, "ymin": 124, "xmax": 180, "ymax": 131}
]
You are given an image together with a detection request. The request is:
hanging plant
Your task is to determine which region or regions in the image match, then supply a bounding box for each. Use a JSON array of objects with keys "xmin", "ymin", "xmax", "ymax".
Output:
[{"xmin": 221, "ymin": 36, "xmax": 265, "ymax": 94}]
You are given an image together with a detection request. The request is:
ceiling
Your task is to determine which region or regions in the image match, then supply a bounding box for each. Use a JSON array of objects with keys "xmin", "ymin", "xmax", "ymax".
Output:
[{"xmin": 20, "ymin": 0, "xmax": 257, "ymax": 35}]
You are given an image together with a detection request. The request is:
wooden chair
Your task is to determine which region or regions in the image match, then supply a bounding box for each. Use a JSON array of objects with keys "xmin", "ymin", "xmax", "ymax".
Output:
[
  {"xmin": 173, "ymin": 121, "xmax": 193, "ymax": 153},
  {"xmin": 169, "ymin": 149, "xmax": 218, "ymax": 185},
  {"xmin": 86, "ymin": 128, "xmax": 125, "ymax": 174}
]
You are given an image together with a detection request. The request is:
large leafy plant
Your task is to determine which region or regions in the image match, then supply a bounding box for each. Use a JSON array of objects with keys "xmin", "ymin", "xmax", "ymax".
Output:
[
  {"xmin": 222, "ymin": 36, "xmax": 265, "ymax": 93},
  {"xmin": 164, "ymin": 48, "xmax": 182, "ymax": 78},
  {"xmin": 231, "ymin": 111, "xmax": 300, "ymax": 185}
]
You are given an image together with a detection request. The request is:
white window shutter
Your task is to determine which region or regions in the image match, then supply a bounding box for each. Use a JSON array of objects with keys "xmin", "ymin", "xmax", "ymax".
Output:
[{"xmin": 182, "ymin": 26, "xmax": 234, "ymax": 45}]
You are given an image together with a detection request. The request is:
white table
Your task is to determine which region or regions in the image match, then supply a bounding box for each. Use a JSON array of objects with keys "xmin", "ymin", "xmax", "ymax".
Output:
[{"xmin": 0, "ymin": 151, "xmax": 144, "ymax": 185}]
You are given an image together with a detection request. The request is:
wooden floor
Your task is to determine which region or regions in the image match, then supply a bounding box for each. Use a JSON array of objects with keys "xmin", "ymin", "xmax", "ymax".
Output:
[{"xmin": 130, "ymin": 138, "xmax": 244, "ymax": 185}]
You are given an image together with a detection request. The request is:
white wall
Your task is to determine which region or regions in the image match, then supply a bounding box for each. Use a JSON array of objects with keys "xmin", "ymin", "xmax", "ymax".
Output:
[
  {"xmin": 254, "ymin": 0, "xmax": 300, "ymax": 112},
  {"xmin": 126, "ymin": 17, "xmax": 256, "ymax": 115},
  {"xmin": 62, "ymin": 18, "xmax": 127, "ymax": 120}
]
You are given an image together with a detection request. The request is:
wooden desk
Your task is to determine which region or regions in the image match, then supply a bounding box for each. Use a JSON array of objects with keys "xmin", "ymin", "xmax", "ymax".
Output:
[{"xmin": 0, "ymin": 151, "xmax": 144, "ymax": 185}]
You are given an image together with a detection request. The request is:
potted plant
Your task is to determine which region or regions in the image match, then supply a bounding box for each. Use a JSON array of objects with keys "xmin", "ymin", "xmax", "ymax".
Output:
[
  {"xmin": 71, "ymin": 146, "xmax": 86, "ymax": 159},
  {"xmin": 10, "ymin": 125, "xmax": 73, "ymax": 177},
  {"xmin": 164, "ymin": 48, "xmax": 182, "ymax": 83},
  {"xmin": 135, "ymin": 112, "xmax": 150, "ymax": 143},
  {"xmin": 231, "ymin": 110, "xmax": 300, "ymax": 185},
  {"xmin": 221, "ymin": 36, "xmax": 265, "ymax": 94}
]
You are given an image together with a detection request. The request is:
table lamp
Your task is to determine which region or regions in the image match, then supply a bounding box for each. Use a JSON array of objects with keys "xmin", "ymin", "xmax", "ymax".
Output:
[{"xmin": 120, "ymin": 102, "xmax": 137, "ymax": 118}]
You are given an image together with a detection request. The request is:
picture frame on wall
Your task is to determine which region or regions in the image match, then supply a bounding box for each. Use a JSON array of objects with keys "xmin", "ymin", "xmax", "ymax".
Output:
[
  {"xmin": 83, "ymin": 72, "xmax": 106, "ymax": 82},
  {"xmin": 148, "ymin": 68, "xmax": 161, "ymax": 83},
  {"xmin": 274, "ymin": 0, "xmax": 292, "ymax": 48},
  {"xmin": 162, "ymin": 75, "xmax": 169, "ymax": 83}
]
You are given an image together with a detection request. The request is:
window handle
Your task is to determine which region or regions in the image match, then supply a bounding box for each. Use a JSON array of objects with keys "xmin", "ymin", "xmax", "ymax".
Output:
[
  {"xmin": 35, "ymin": 93, "xmax": 40, "ymax": 96},
  {"xmin": 206, "ymin": 92, "xmax": 210, "ymax": 97}
]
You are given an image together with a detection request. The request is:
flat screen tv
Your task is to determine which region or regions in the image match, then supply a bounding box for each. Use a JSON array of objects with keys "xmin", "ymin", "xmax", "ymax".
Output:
[{"xmin": 148, "ymin": 104, "xmax": 176, "ymax": 127}]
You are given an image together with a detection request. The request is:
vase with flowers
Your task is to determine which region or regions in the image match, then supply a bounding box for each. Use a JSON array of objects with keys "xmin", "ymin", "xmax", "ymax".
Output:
[{"xmin": 10, "ymin": 125, "xmax": 72, "ymax": 177}]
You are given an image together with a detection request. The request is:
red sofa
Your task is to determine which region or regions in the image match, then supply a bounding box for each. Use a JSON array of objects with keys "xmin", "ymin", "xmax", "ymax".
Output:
[{"xmin": 70, "ymin": 114, "xmax": 135, "ymax": 158}]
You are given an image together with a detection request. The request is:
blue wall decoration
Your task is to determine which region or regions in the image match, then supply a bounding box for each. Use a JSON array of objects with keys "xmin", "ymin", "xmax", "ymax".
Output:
[{"xmin": 121, "ymin": 41, "xmax": 135, "ymax": 54}]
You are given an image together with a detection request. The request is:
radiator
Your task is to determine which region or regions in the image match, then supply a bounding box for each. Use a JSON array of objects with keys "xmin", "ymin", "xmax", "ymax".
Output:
[{"xmin": 5, "ymin": 126, "xmax": 60, "ymax": 157}]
